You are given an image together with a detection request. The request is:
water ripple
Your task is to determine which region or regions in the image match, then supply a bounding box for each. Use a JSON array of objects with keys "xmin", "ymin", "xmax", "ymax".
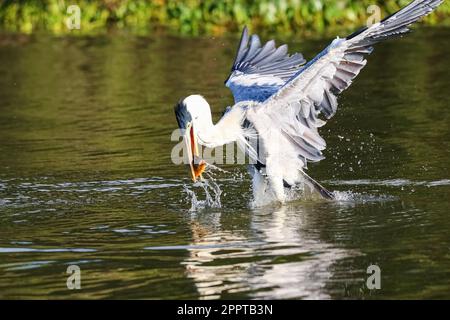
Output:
[
  {"xmin": 0, "ymin": 247, "xmax": 97, "ymax": 253},
  {"xmin": 326, "ymin": 179, "xmax": 450, "ymax": 187}
]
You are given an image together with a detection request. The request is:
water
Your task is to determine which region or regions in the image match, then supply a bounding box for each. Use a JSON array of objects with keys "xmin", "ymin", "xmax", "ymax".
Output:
[{"xmin": 0, "ymin": 28, "xmax": 449, "ymax": 299}]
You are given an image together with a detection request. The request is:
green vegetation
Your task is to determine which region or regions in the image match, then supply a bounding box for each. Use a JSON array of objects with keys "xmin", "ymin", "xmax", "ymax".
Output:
[{"xmin": 0, "ymin": 0, "xmax": 449, "ymax": 36}]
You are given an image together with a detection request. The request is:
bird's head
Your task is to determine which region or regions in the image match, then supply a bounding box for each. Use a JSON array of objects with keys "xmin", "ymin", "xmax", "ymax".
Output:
[{"xmin": 174, "ymin": 95, "xmax": 212, "ymax": 181}]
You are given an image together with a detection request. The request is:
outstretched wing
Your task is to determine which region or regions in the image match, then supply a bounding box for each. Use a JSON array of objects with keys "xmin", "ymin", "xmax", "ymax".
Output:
[
  {"xmin": 247, "ymin": 0, "xmax": 443, "ymax": 171},
  {"xmin": 225, "ymin": 27, "xmax": 306, "ymax": 103}
]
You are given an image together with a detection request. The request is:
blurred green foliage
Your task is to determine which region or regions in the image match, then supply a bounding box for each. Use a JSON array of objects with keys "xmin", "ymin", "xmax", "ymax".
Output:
[{"xmin": 0, "ymin": 0, "xmax": 449, "ymax": 36}]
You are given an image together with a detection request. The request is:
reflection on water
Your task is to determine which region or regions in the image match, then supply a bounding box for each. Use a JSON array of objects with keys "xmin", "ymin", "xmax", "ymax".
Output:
[
  {"xmin": 178, "ymin": 205, "xmax": 354, "ymax": 299},
  {"xmin": 0, "ymin": 28, "xmax": 449, "ymax": 299}
]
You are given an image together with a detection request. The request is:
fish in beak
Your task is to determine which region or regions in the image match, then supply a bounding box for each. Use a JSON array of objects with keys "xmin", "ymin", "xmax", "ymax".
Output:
[{"xmin": 182, "ymin": 123, "xmax": 206, "ymax": 182}]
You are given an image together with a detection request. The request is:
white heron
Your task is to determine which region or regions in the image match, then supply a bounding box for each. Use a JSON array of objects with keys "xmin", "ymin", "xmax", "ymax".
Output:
[{"xmin": 174, "ymin": 0, "xmax": 443, "ymax": 203}]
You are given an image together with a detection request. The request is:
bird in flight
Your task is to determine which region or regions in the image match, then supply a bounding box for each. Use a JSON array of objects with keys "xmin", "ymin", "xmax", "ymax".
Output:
[{"xmin": 174, "ymin": 0, "xmax": 443, "ymax": 203}]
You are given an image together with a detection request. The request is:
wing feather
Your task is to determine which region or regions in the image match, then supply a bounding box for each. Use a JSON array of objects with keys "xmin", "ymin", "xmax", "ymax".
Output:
[
  {"xmin": 246, "ymin": 0, "xmax": 443, "ymax": 171},
  {"xmin": 225, "ymin": 27, "xmax": 306, "ymax": 103}
]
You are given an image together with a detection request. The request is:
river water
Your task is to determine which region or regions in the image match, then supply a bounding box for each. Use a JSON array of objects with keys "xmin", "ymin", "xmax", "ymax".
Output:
[{"xmin": 0, "ymin": 28, "xmax": 449, "ymax": 299}]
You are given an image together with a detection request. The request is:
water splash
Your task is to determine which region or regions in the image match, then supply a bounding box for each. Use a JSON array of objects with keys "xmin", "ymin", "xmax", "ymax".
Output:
[
  {"xmin": 248, "ymin": 178, "xmax": 396, "ymax": 207},
  {"xmin": 250, "ymin": 180, "xmax": 324, "ymax": 208},
  {"xmin": 332, "ymin": 190, "xmax": 395, "ymax": 203},
  {"xmin": 205, "ymin": 163, "xmax": 228, "ymax": 174},
  {"xmin": 183, "ymin": 173, "xmax": 222, "ymax": 211}
]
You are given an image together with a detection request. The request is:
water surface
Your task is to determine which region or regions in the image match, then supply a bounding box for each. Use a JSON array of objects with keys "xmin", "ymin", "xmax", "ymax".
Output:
[{"xmin": 0, "ymin": 28, "xmax": 449, "ymax": 299}]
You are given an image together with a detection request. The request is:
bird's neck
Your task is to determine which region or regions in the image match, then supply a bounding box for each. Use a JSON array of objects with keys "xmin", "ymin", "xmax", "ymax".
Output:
[
  {"xmin": 195, "ymin": 114, "xmax": 214, "ymax": 133},
  {"xmin": 196, "ymin": 105, "xmax": 249, "ymax": 149}
]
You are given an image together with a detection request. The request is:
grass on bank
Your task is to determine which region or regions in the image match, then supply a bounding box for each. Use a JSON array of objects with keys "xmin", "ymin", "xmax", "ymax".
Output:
[{"xmin": 0, "ymin": 0, "xmax": 449, "ymax": 36}]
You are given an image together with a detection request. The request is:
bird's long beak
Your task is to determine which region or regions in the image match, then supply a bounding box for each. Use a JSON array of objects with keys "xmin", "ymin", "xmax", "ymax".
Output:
[{"xmin": 183, "ymin": 124, "xmax": 205, "ymax": 182}]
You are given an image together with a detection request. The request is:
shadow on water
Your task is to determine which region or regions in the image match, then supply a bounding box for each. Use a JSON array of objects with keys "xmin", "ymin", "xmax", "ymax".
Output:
[{"xmin": 0, "ymin": 28, "xmax": 449, "ymax": 299}]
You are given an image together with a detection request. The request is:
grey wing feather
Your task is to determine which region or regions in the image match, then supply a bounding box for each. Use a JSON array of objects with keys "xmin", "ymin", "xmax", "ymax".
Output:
[
  {"xmin": 231, "ymin": 27, "xmax": 305, "ymax": 80},
  {"xmin": 251, "ymin": 0, "xmax": 443, "ymax": 167},
  {"xmin": 225, "ymin": 27, "xmax": 306, "ymax": 103},
  {"xmin": 347, "ymin": 0, "xmax": 443, "ymax": 44}
]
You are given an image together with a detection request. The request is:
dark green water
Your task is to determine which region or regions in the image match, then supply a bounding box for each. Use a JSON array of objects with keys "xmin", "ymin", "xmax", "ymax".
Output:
[{"xmin": 0, "ymin": 28, "xmax": 449, "ymax": 299}]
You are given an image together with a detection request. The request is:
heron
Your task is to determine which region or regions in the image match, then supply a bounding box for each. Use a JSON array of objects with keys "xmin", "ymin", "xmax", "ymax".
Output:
[{"xmin": 174, "ymin": 0, "xmax": 443, "ymax": 203}]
